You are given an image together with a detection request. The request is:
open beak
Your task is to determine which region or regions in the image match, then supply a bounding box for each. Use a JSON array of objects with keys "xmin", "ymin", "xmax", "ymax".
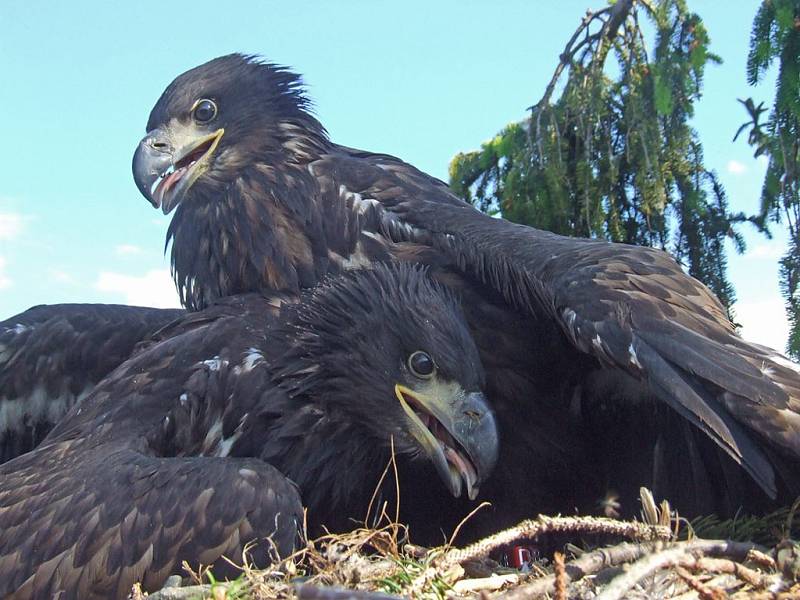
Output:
[
  {"xmin": 395, "ymin": 383, "xmax": 498, "ymax": 500},
  {"xmin": 132, "ymin": 124, "xmax": 224, "ymax": 214}
]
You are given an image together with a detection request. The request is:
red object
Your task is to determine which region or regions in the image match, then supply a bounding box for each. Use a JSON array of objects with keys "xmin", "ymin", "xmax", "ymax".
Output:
[{"xmin": 509, "ymin": 546, "xmax": 532, "ymax": 569}]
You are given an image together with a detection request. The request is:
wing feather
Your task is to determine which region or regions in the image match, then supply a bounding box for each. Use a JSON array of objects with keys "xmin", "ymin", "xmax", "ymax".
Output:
[
  {"xmin": 0, "ymin": 445, "xmax": 301, "ymax": 599},
  {"xmin": 0, "ymin": 304, "xmax": 183, "ymax": 462},
  {"xmin": 382, "ymin": 199, "xmax": 800, "ymax": 497}
]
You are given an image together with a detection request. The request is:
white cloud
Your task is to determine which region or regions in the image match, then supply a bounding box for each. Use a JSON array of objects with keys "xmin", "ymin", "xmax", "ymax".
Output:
[
  {"xmin": 745, "ymin": 241, "xmax": 785, "ymax": 261},
  {"xmin": 115, "ymin": 244, "xmax": 143, "ymax": 256},
  {"xmin": 735, "ymin": 297, "xmax": 789, "ymax": 353},
  {"xmin": 94, "ymin": 269, "xmax": 181, "ymax": 308},
  {"xmin": 0, "ymin": 256, "xmax": 11, "ymax": 289},
  {"xmin": 726, "ymin": 159, "xmax": 747, "ymax": 175},
  {"xmin": 0, "ymin": 213, "xmax": 24, "ymax": 240}
]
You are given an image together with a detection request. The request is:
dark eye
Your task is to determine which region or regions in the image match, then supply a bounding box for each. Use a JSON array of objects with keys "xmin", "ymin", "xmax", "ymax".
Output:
[
  {"xmin": 408, "ymin": 351, "xmax": 435, "ymax": 379},
  {"xmin": 192, "ymin": 99, "xmax": 217, "ymax": 123}
]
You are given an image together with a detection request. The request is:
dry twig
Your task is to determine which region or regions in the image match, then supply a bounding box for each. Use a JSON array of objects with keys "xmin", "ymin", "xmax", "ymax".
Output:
[
  {"xmin": 496, "ymin": 542, "xmax": 650, "ymax": 599},
  {"xmin": 594, "ymin": 539, "xmax": 771, "ymax": 600},
  {"xmin": 450, "ymin": 574, "xmax": 519, "ymax": 595},
  {"xmin": 439, "ymin": 515, "xmax": 669, "ymax": 570},
  {"xmin": 407, "ymin": 515, "xmax": 668, "ymax": 597},
  {"xmin": 747, "ymin": 548, "xmax": 777, "ymax": 570},
  {"xmin": 674, "ymin": 565, "xmax": 728, "ymax": 600},
  {"xmin": 553, "ymin": 551, "xmax": 567, "ymax": 600}
]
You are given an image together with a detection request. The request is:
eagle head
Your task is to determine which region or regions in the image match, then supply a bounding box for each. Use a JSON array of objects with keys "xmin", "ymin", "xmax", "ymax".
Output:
[
  {"xmin": 132, "ymin": 53, "xmax": 322, "ymax": 215},
  {"xmin": 276, "ymin": 263, "xmax": 500, "ymax": 501},
  {"xmin": 132, "ymin": 54, "xmax": 331, "ymax": 310}
]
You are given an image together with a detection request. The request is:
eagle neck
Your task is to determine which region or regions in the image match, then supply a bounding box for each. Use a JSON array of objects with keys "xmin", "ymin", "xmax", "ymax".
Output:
[
  {"xmin": 254, "ymin": 393, "xmax": 389, "ymax": 530},
  {"xmin": 168, "ymin": 129, "xmax": 333, "ymax": 311}
]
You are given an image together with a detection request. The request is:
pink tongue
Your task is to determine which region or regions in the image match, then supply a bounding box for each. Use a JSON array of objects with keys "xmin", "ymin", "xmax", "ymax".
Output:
[
  {"xmin": 154, "ymin": 167, "xmax": 185, "ymax": 202},
  {"xmin": 444, "ymin": 446, "xmax": 477, "ymax": 496},
  {"xmin": 162, "ymin": 167, "xmax": 185, "ymax": 194}
]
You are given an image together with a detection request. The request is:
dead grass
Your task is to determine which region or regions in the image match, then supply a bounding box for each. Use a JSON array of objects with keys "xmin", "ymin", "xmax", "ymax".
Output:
[{"xmin": 135, "ymin": 488, "xmax": 800, "ymax": 599}]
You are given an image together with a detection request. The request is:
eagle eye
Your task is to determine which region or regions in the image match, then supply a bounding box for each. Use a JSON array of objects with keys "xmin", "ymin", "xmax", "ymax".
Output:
[
  {"xmin": 192, "ymin": 99, "xmax": 218, "ymax": 124},
  {"xmin": 408, "ymin": 351, "xmax": 435, "ymax": 379}
]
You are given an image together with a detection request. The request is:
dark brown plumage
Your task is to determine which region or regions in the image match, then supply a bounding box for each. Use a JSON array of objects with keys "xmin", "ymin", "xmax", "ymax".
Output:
[
  {"xmin": 0, "ymin": 304, "xmax": 184, "ymax": 462},
  {"xmin": 132, "ymin": 54, "xmax": 800, "ymax": 526},
  {"xmin": 383, "ymin": 201, "xmax": 800, "ymax": 498},
  {"xmin": 0, "ymin": 264, "xmax": 497, "ymax": 598}
]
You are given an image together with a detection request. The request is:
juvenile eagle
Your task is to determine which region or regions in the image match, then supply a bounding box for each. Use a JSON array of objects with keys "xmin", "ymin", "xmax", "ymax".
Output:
[
  {"xmin": 132, "ymin": 54, "xmax": 800, "ymax": 524},
  {"xmin": 0, "ymin": 264, "xmax": 498, "ymax": 599}
]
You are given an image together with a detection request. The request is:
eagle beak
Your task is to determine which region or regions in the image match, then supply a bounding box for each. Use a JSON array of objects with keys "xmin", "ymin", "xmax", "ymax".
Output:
[
  {"xmin": 132, "ymin": 124, "xmax": 224, "ymax": 214},
  {"xmin": 395, "ymin": 383, "xmax": 498, "ymax": 500}
]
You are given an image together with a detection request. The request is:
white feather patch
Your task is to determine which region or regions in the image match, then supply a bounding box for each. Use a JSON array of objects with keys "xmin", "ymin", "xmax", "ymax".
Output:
[
  {"xmin": 216, "ymin": 431, "xmax": 242, "ymax": 457},
  {"xmin": 628, "ymin": 343, "xmax": 643, "ymax": 368},
  {"xmin": 200, "ymin": 357, "xmax": 225, "ymax": 371},
  {"xmin": 0, "ymin": 385, "xmax": 90, "ymax": 434},
  {"xmin": 242, "ymin": 348, "xmax": 264, "ymax": 372},
  {"xmin": 202, "ymin": 418, "xmax": 223, "ymax": 452}
]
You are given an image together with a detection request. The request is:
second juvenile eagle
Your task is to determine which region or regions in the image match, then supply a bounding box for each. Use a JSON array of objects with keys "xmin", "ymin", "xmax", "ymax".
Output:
[
  {"xmin": 0, "ymin": 264, "xmax": 497, "ymax": 599},
  {"xmin": 131, "ymin": 54, "xmax": 800, "ymax": 524}
]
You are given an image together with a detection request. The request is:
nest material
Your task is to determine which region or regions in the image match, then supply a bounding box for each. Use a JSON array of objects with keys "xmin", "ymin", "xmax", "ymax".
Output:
[{"xmin": 133, "ymin": 489, "xmax": 800, "ymax": 600}]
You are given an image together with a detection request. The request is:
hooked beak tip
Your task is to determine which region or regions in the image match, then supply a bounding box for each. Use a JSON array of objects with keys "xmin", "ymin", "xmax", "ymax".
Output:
[{"xmin": 396, "ymin": 384, "xmax": 498, "ymax": 501}]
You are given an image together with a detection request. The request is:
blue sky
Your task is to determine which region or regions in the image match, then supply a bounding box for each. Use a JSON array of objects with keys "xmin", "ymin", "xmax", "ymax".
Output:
[{"xmin": 0, "ymin": 1, "xmax": 789, "ymax": 352}]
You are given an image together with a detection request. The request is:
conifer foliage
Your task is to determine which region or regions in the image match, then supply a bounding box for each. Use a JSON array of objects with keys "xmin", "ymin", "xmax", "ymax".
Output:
[
  {"xmin": 736, "ymin": 0, "xmax": 800, "ymax": 357},
  {"xmin": 450, "ymin": 0, "xmax": 750, "ymax": 315}
]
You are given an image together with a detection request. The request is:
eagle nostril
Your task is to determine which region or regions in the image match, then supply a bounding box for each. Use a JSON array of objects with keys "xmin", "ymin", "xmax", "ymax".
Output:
[
  {"xmin": 150, "ymin": 139, "xmax": 170, "ymax": 151},
  {"xmin": 464, "ymin": 409, "xmax": 482, "ymax": 421}
]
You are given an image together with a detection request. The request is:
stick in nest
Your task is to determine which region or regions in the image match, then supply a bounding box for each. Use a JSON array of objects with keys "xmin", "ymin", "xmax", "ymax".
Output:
[
  {"xmin": 440, "ymin": 515, "xmax": 670, "ymax": 570},
  {"xmin": 495, "ymin": 542, "xmax": 651, "ymax": 599},
  {"xmin": 593, "ymin": 539, "xmax": 775, "ymax": 600},
  {"xmin": 553, "ymin": 551, "xmax": 567, "ymax": 600},
  {"xmin": 674, "ymin": 566, "xmax": 727, "ymax": 600},
  {"xmin": 406, "ymin": 515, "xmax": 670, "ymax": 595}
]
